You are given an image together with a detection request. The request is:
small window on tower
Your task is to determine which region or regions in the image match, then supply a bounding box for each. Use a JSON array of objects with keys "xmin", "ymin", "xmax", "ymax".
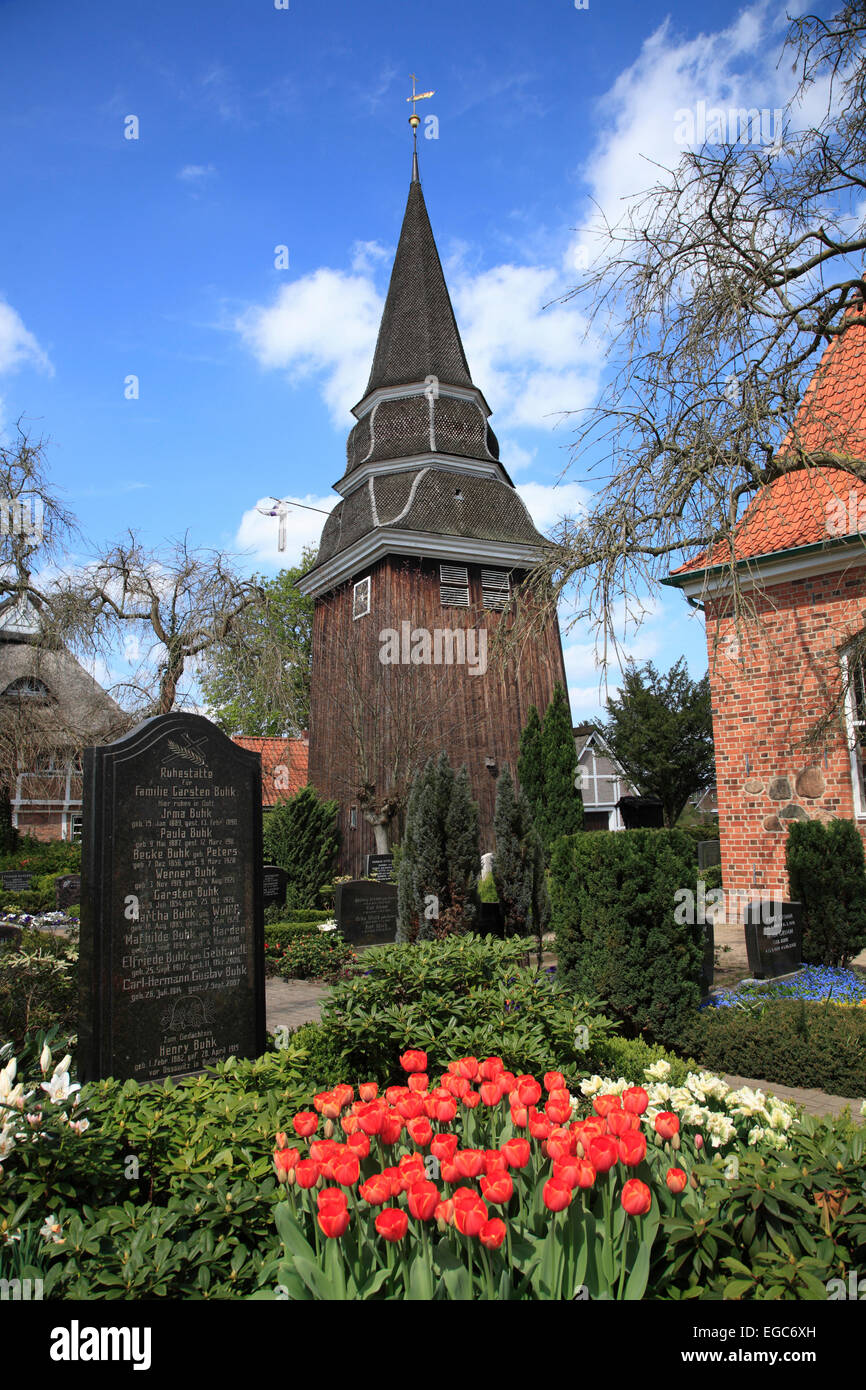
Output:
[
  {"xmin": 482, "ymin": 568, "xmax": 510, "ymax": 611},
  {"xmin": 353, "ymin": 576, "xmax": 371, "ymax": 620},
  {"xmin": 440, "ymin": 563, "xmax": 469, "ymax": 607},
  {"xmin": 349, "ymin": 807, "xmax": 358, "ymax": 830}
]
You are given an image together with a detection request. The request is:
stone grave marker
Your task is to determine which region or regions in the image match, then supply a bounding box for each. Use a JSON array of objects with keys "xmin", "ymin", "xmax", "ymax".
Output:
[
  {"xmin": 55, "ymin": 874, "xmax": 82, "ymax": 913},
  {"xmin": 1, "ymin": 871, "xmax": 33, "ymax": 893},
  {"xmin": 743, "ymin": 900, "xmax": 804, "ymax": 981},
  {"xmin": 79, "ymin": 712, "xmax": 265, "ymax": 1083},
  {"xmin": 364, "ymin": 853, "xmax": 394, "ymax": 882},
  {"xmin": 697, "ymin": 840, "xmax": 721, "ymax": 871},
  {"xmin": 262, "ymin": 864, "xmax": 288, "ymax": 912},
  {"xmin": 335, "ymin": 880, "xmax": 397, "ymax": 946}
]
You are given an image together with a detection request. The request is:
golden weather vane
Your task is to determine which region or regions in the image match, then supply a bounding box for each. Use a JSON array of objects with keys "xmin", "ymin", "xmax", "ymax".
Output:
[{"xmin": 406, "ymin": 73, "xmax": 435, "ymax": 131}]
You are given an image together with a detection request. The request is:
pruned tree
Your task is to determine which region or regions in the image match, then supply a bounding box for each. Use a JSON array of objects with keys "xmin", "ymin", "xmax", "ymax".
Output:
[
  {"xmin": 397, "ymin": 754, "xmax": 480, "ymax": 941},
  {"xmin": 492, "ymin": 763, "xmax": 550, "ymax": 963},
  {"xmin": 524, "ymin": 3, "xmax": 866, "ymax": 701},
  {"xmin": 48, "ymin": 531, "xmax": 265, "ymax": 718}
]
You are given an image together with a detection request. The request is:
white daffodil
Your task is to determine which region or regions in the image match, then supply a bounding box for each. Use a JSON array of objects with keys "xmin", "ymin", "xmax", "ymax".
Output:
[
  {"xmin": 40, "ymin": 1071, "xmax": 80, "ymax": 1105},
  {"xmin": 579, "ymin": 1075, "xmax": 605, "ymax": 1096},
  {"xmin": 670, "ymin": 1087, "xmax": 694, "ymax": 1111},
  {"xmin": 39, "ymin": 1215, "xmax": 64, "ymax": 1244},
  {"xmin": 680, "ymin": 1103, "xmax": 710, "ymax": 1127}
]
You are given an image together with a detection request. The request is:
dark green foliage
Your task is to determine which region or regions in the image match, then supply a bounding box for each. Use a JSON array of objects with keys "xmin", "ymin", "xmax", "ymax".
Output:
[
  {"xmin": 315, "ymin": 935, "xmax": 613, "ymax": 1086},
  {"xmin": 275, "ymin": 933, "xmax": 356, "ymax": 983},
  {"xmin": 262, "ymin": 786, "xmax": 340, "ymax": 909},
  {"xmin": 682, "ymin": 998, "xmax": 866, "ymax": 1095},
  {"xmin": 517, "ymin": 703, "xmax": 545, "ymax": 829},
  {"xmin": 597, "ymin": 658, "xmax": 714, "ymax": 828},
  {"xmin": 0, "ymin": 788, "xmax": 17, "ymax": 855},
  {"xmin": 587, "ymin": 1034, "xmax": 695, "ymax": 1086},
  {"xmin": 0, "ymin": 836, "xmax": 81, "ymax": 874},
  {"xmin": 397, "ymin": 754, "xmax": 480, "ymax": 941},
  {"xmin": 785, "ymin": 818, "xmax": 866, "ymax": 967},
  {"xmin": 492, "ymin": 765, "xmax": 550, "ymax": 962},
  {"xmin": 550, "ymin": 828, "xmax": 703, "ymax": 1046},
  {"xmin": 0, "ymin": 928, "xmax": 78, "ymax": 1048},
  {"xmin": 540, "ymin": 684, "xmax": 583, "ymax": 848}
]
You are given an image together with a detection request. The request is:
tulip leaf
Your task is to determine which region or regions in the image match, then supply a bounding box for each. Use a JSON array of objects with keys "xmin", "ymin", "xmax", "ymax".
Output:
[
  {"xmin": 291, "ymin": 1254, "xmax": 336, "ymax": 1300},
  {"xmin": 623, "ymin": 1239, "xmax": 650, "ymax": 1301},
  {"xmin": 274, "ymin": 1204, "xmax": 316, "ymax": 1262},
  {"xmin": 408, "ymin": 1250, "xmax": 435, "ymax": 1301}
]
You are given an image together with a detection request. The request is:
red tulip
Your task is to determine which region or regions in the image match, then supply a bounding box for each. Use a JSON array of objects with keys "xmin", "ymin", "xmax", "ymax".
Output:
[
  {"xmin": 606, "ymin": 1108, "xmax": 633, "ymax": 1137},
  {"xmin": 483, "ymin": 1149, "xmax": 508, "ymax": 1173},
  {"xmin": 275, "ymin": 1132, "xmax": 289, "ymax": 1150},
  {"xmin": 547, "ymin": 1131, "xmax": 574, "ymax": 1163},
  {"xmin": 428, "ymin": 1096, "xmax": 457, "ymax": 1124},
  {"xmin": 406, "ymin": 1180, "xmax": 440, "ymax": 1221},
  {"xmin": 331, "ymin": 1151, "xmax": 360, "ymax": 1186},
  {"xmin": 318, "ymin": 1205, "xmax": 350, "ymax": 1239},
  {"xmin": 621, "ymin": 1179, "xmax": 652, "ymax": 1216},
  {"xmin": 379, "ymin": 1111, "xmax": 404, "ymax": 1146},
  {"xmin": 617, "ymin": 1131, "xmax": 647, "ymax": 1167},
  {"xmin": 461, "ymin": 1090, "xmax": 480, "ymax": 1110},
  {"xmin": 480, "ymin": 1056, "xmax": 504, "ymax": 1081},
  {"xmin": 406, "ymin": 1116, "xmax": 433, "ymax": 1147},
  {"xmin": 499, "ymin": 1071, "xmax": 516, "ymax": 1092},
  {"xmin": 375, "ymin": 1208, "xmax": 408, "ymax": 1242},
  {"xmin": 356, "ymin": 1103, "xmax": 385, "ymax": 1136},
  {"xmin": 273, "ymin": 1147, "xmax": 299, "ymax": 1183},
  {"xmin": 292, "ymin": 1111, "xmax": 318, "ymax": 1138},
  {"xmin": 479, "ymin": 1218, "xmax": 506, "ymax": 1250},
  {"xmin": 454, "ymin": 1198, "xmax": 489, "ymax": 1237},
  {"xmin": 529, "ymin": 1112, "xmax": 553, "ymax": 1141},
  {"xmin": 577, "ymin": 1117, "xmax": 607, "ymax": 1144},
  {"xmin": 654, "ymin": 1112, "xmax": 680, "ymax": 1141},
  {"xmin": 317, "ymin": 1186, "xmax": 348, "ymax": 1209},
  {"xmin": 588, "ymin": 1136, "xmax": 619, "ymax": 1173},
  {"xmin": 480, "ymin": 1081, "xmax": 504, "ymax": 1106},
  {"xmin": 515, "ymin": 1076, "xmax": 542, "ymax": 1107},
  {"xmin": 398, "ymin": 1153, "xmax": 426, "ymax": 1187},
  {"xmin": 382, "ymin": 1166, "xmax": 405, "ymax": 1196},
  {"xmin": 694, "ymin": 1134, "xmax": 704, "ymax": 1150},
  {"xmin": 430, "ymin": 1132, "xmax": 459, "ymax": 1163},
  {"xmin": 480, "ymin": 1171, "xmax": 513, "ymax": 1205},
  {"xmin": 456, "ymin": 1056, "xmax": 479, "ymax": 1080},
  {"xmin": 666, "ymin": 1167, "xmax": 688, "ymax": 1194},
  {"xmin": 575, "ymin": 1159, "xmax": 596, "ymax": 1189},
  {"xmin": 359, "ymin": 1173, "xmax": 390, "ymax": 1206},
  {"xmin": 340, "ymin": 1114, "xmax": 359, "ymax": 1136},
  {"xmin": 295, "ymin": 1158, "xmax": 320, "ymax": 1189},
  {"xmin": 407, "ymin": 1072, "xmax": 429, "ymax": 1093},
  {"xmin": 455, "ymin": 1149, "xmax": 485, "ymax": 1179},
  {"xmin": 434, "ymin": 1198, "xmax": 454, "ymax": 1228},
  {"xmin": 622, "ymin": 1086, "xmax": 649, "ymax": 1116},
  {"xmin": 509, "ymin": 1102, "xmax": 530, "ymax": 1128},
  {"xmin": 397, "ymin": 1093, "xmax": 425, "ymax": 1120},
  {"xmin": 501, "ymin": 1137, "xmax": 531, "ymax": 1169},
  {"xmin": 593, "ymin": 1093, "xmax": 622, "ymax": 1119},
  {"xmin": 400, "ymin": 1050, "xmax": 428, "ymax": 1073},
  {"xmin": 346, "ymin": 1131, "xmax": 370, "ymax": 1159},
  {"xmin": 385, "ymin": 1086, "xmax": 408, "ymax": 1105},
  {"xmin": 440, "ymin": 1160, "xmax": 460, "ymax": 1184},
  {"xmin": 553, "ymin": 1159, "xmax": 580, "ymax": 1189},
  {"xmin": 545, "ymin": 1097, "xmax": 571, "ymax": 1126},
  {"xmin": 542, "ymin": 1178, "xmax": 572, "ymax": 1212},
  {"xmin": 333, "ymin": 1083, "xmax": 354, "ymax": 1109},
  {"xmin": 359, "ymin": 1082, "xmax": 378, "ymax": 1102},
  {"xmin": 544, "ymin": 1071, "xmax": 566, "ymax": 1092}
]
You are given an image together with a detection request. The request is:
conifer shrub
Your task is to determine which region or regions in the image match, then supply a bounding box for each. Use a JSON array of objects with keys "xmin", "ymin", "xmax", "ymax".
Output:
[
  {"xmin": 518, "ymin": 687, "xmax": 583, "ymax": 858},
  {"xmin": 492, "ymin": 764, "xmax": 549, "ymax": 958},
  {"xmin": 397, "ymin": 755, "xmax": 480, "ymax": 941},
  {"xmin": 550, "ymin": 828, "xmax": 702, "ymax": 1046},
  {"xmin": 785, "ymin": 818, "xmax": 866, "ymax": 967},
  {"xmin": 262, "ymin": 786, "xmax": 340, "ymax": 909}
]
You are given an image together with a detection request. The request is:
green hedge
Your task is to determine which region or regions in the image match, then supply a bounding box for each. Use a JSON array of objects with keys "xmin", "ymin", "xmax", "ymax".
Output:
[
  {"xmin": 550, "ymin": 828, "xmax": 703, "ymax": 1047},
  {"xmin": 682, "ymin": 999, "xmax": 866, "ymax": 1096},
  {"xmin": 786, "ymin": 818, "xmax": 866, "ymax": 967},
  {"xmin": 0, "ymin": 838, "xmax": 81, "ymax": 875},
  {"xmin": 587, "ymin": 1034, "xmax": 697, "ymax": 1087}
]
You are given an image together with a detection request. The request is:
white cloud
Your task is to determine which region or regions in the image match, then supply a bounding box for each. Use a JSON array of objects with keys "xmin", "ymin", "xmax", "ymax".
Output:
[
  {"xmin": 177, "ymin": 163, "xmax": 217, "ymax": 182},
  {"xmin": 235, "ymin": 493, "xmax": 338, "ymax": 568},
  {"xmin": 498, "ymin": 439, "xmax": 535, "ymax": 474},
  {"xmin": 0, "ymin": 301, "xmax": 52, "ymax": 377},
  {"xmin": 516, "ymin": 480, "xmax": 589, "ymax": 533},
  {"xmin": 350, "ymin": 241, "xmax": 391, "ymax": 275},
  {"xmin": 235, "ymin": 270, "xmax": 383, "ymax": 424}
]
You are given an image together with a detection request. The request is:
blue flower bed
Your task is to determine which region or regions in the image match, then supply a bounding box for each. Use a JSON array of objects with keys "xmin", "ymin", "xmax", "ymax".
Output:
[{"xmin": 707, "ymin": 964, "xmax": 866, "ymax": 1009}]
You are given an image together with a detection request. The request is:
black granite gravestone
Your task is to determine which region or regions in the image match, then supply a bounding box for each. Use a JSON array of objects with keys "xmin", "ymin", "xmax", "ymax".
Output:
[
  {"xmin": 697, "ymin": 840, "xmax": 721, "ymax": 871},
  {"xmin": 55, "ymin": 874, "xmax": 81, "ymax": 912},
  {"xmin": 2, "ymin": 871, "xmax": 33, "ymax": 893},
  {"xmin": 262, "ymin": 864, "xmax": 288, "ymax": 911},
  {"xmin": 79, "ymin": 713, "xmax": 265, "ymax": 1083},
  {"xmin": 364, "ymin": 854, "xmax": 394, "ymax": 882},
  {"xmin": 744, "ymin": 900, "xmax": 803, "ymax": 981},
  {"xmin": 335, "ymin": 880, "xmax": 397, "ymax": 946}
]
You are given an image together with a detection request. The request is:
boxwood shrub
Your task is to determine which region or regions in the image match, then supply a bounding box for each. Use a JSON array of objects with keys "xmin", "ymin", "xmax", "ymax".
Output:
[
  {"xmin": 682, "ymin": 998, "xmax": 866, "ymax": 1096},
  {"xmin": 550, "ymin": 828, "xmax": 703, "ymax": 1047}
]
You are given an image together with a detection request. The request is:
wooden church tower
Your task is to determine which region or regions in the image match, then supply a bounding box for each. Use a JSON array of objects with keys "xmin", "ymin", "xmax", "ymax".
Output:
[{"xmin": 298, "ymin": 134, "xmax": 569, "ymax": 877}]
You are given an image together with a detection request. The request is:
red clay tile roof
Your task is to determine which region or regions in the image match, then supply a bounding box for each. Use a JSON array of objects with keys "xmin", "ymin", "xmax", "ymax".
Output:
[
  {"xmin": 232, "ymin": 736, "xmax": 309, "ymax": 806},
  {"xmin": 671, "ymin": 310, "xmax": 866, "ymax": 576}
]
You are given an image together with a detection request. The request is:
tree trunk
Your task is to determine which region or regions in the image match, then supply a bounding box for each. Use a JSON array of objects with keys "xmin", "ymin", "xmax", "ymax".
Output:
[{"xmin": 373, "ymin": 821, "xmax": 390, "ymax": 854}]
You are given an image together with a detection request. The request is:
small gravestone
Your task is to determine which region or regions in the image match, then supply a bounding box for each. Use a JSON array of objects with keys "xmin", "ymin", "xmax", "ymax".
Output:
[
  {"xmin": 335, "ymin": 880, "xmax": 397, "ymax": 946},
  {"xmin": 0, "ymin": 924, "xmax": 22, "ymax": 950},
  {"xmin": 744, "ymin": 900, "xmax": 804, "ymax": 981},
  {"xmin": 55, "ymin": 874, "xmax": 81, "ymax": 912},
  {"xmin": 697, "ymin": 840, "xmax": 721, "ymax": 871},
  {"xmin": 1, "ymin": 871, "xmax": 33, "ymax": 893},
  {"xmin": 364, "ymin": 853, "xmax": 394, "ymax": 882},
  {"xmin": 79, "ymin": 712, "xmax": 265, "ymax": 1084},
  {"xmin": 262, "ymin": 864, "xmax": 288, "ymax": 911}
]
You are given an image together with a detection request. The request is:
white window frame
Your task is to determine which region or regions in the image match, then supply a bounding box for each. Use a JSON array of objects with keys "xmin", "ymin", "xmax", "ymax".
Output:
[
  {"xmin": 352, "ymin": 576, "xmax": 371, "ymax": 620},
  {"xmin": 440, "ymin": 563, "xmax": 470, "ymax": 607},
  {"xmin": 842, "ymin": 645, "xmax": 866, "ymax": 817}
]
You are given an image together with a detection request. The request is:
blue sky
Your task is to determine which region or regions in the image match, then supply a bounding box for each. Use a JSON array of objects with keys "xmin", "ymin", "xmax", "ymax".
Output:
[{"xmin": 0, "ymin": 0, "xmax": 821, "ymax": 719}]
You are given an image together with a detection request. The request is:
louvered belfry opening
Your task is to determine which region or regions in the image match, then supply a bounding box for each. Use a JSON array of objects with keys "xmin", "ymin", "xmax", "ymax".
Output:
[{"xmin": 300, "ymin": 148, "xmax": 571, "ymax": 878}]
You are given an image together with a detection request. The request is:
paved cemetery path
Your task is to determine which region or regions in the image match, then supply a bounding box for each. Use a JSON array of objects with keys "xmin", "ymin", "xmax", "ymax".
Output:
[{"xmin": 266, "ymin": 978, "xmax": 328, "ymax": 1031}]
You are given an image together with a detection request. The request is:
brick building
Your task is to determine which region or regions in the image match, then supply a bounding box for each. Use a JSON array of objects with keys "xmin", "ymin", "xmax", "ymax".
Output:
[
  {"xmin": 231, "ymin": 734, "xmax": 309, "ymax": 815},
  {"xmin": 664, "ymin": 312, "xmax": 866, "ymax": 897}
]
